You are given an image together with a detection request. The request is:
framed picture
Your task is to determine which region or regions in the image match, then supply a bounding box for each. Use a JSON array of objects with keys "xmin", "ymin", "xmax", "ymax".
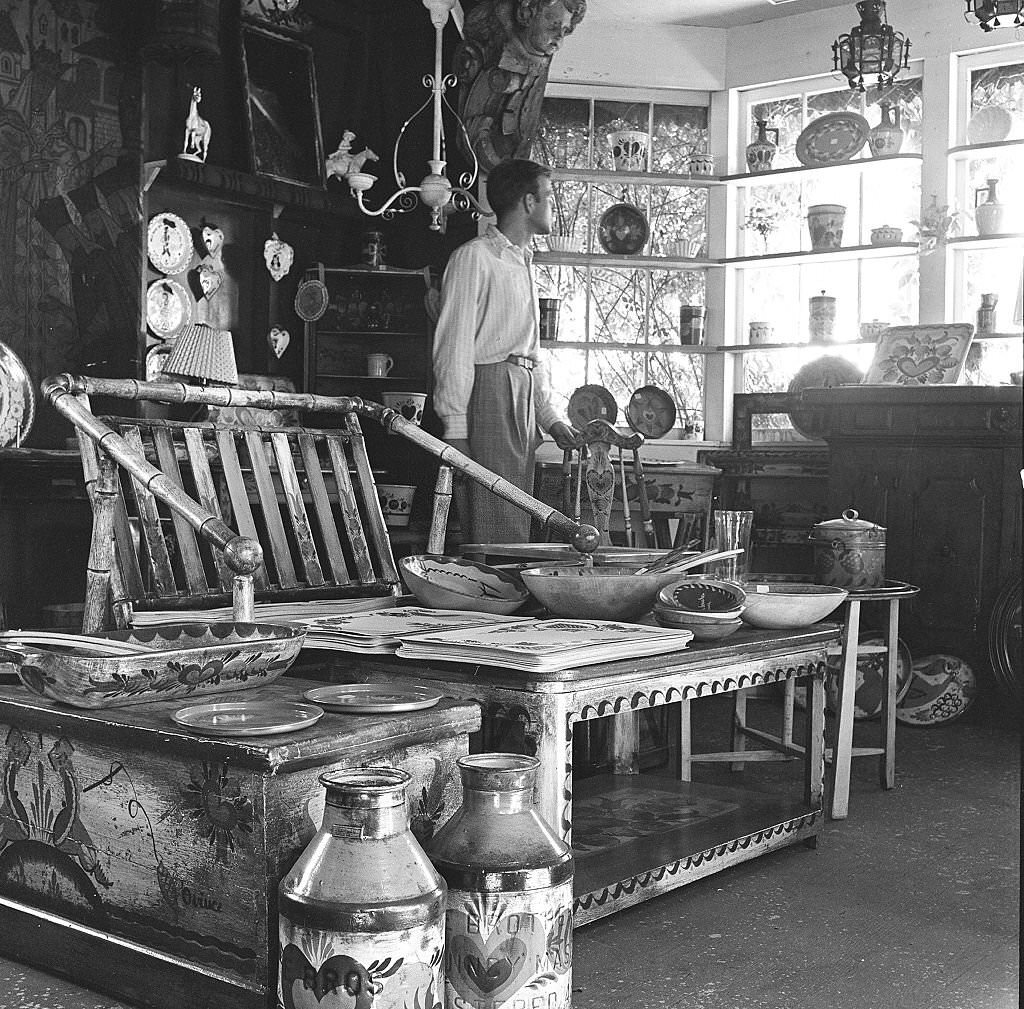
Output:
[
  {"xmin": 240, "ymin": 24, "xmax": 324, "ymax": 187},
  {"xmin": 862, "ymin": 324, "xmax": 975, "ymax": 386}
]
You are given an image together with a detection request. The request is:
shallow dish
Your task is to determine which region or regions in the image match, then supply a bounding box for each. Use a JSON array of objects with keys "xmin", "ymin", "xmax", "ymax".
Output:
[
  {"xmin": 172, "ymin": 700, "xmax": 323, "ymax": 737},
  {"xmin": 400, "ymin": 554, "xmax": 529, "ymax": 615},
  {"xmin": 653, "ymin": 603, "xmax": 743, "ymax": 625},
  {"xmin": 658, "ymin": 577, "xmax": 747, "ymax": 614},
  {"xmin": 740, "ymin": 581, "xmax": 848, "ymax": 629},
  {"xmin": 303, "ymin": 682, "xmax": 444, "ymax": 714},
  {"xmin": 519, "ymin": 564, "xmax": 687, "ymax": 621},
  {"xmin": 653, "ymin": 610, "xmax": 743, "ymax": 641},
  {"xmin": 1, "ymin": 622, "xmax": 306, "ymax": 709}
]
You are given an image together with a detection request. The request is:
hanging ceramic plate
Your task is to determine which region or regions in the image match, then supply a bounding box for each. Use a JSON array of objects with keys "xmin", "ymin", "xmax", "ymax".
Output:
[
  {"xmin": 787, "ymin": 355, "xmax": 863, "ymax": 439},
  {"xmin": 795, "ymin": 112, "xmax": 870, "ymax": 167},
  {"xmin": 896, "ymin": 654, "xmax": 979, "ymax": 726},
  {"xmin": 598, "ymin": 202, "xmax": 650, "ymax": 255},
  {"xmin": 172, "ymin": 700, "xmax": 324, "ymax": 736},
  {"xmin": 146, "ymin": 278, "xmax": 193, "ymax": 339},
  {"xmin": 147, "ymin": 212, "xmax": 195, "ymax": 275},
  {"xmin": 145, "ymin": 343, "xmax": 173, "ymax": 383},
  {"xmin": 294, "ymin": 279, "xmax": 329, "ymax": 322},
  {"xmin": 966, "ymin": 106, "xmax": 1014, "ymax": 145},
  {"xmin": 0, "ymin": 340, "xmax": 35, "ymax": 448},
  {"xmin": 303, "ymin": 683, "xmax": 444, "ymax": 714},
  {"xmin": 567, "ymin": 384, "xmax": 618, "ymax": 428},
  {"xmin": 625, "ymin": 385, "xmax": 676, "ymax": 439}
]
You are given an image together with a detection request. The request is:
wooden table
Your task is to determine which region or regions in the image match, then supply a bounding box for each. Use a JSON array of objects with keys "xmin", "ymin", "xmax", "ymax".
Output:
[
  {"xmin": 340, "ymin": 624, "xmax": 838, "ymax": 926},
  {"xmin": 0, "ymin": 678, "xmax": 480, "ymax": 1009}
]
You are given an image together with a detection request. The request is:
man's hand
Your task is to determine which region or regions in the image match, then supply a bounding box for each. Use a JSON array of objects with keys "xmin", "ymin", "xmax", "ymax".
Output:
[{"xmin": 548, "ymin": 421, "xmax": 580, "ymax": 451}]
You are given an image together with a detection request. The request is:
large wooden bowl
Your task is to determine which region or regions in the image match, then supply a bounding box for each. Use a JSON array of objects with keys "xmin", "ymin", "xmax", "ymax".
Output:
[
  {"xmin": 519, "ymin": 564, "xmax": 686, "ymax": 621},
  {"xmin": 740, "ymin": 581, "xmax": 848, "ymax": 629},
  {"xmin": 0, "ymin": 622, "xmax": 306, "ymax": 709}
]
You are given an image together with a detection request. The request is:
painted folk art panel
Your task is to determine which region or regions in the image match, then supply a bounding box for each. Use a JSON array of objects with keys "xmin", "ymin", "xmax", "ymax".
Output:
[{"xmin": 0, "ymin": 710, "xmax": 469, "ymax": 999}]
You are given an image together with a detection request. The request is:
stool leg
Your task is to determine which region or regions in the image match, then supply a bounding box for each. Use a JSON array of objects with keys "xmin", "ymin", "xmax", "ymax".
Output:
[
  {"xmin": 880, "ymin": 598, "xmax": 901, "ymax": 790},
  {"xmin": 679, "ymin": 697, "xmax": 693, "ymax": 782},
  {"xmin": 828, "ymin": 598, "xmax": 861, "ymax": 820},
  {"xmin": 730, "ymin": 689, "xmax": 749, "ymax": 771}
]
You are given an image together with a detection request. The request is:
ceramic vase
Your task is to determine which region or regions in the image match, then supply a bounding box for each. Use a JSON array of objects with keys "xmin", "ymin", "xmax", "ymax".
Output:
[
  {"xmin": 807, "ymin": 204, "xmax": 846, "ymax": 250},
  {"xmin": 974, "ymin": 178, "xmax": 1005, "ymax": 237},
  {"xmin": 278, "ymin": 768, "xmax": 446, "ymax": 1009},
  {"xmin": 976, "ymin": 292, "xmax": 998, "ymax": 334},
  {"xmin": 809, "ymin": 290, "xmax": 837, "ymax": 342},
  {"xmin": 428, "ymin": 754, "xmax": 574, "ymax": 1009},
  {"xmin": 745, "ymin": 120, "xmax": 780, "ymax": 173},
  {"xmin": 868, "ymin": 102, "xmax": 904, "ymax": 157},
  {"xmin": 608, "ymin": 129, "xmax": 648, "ymax": 171}
]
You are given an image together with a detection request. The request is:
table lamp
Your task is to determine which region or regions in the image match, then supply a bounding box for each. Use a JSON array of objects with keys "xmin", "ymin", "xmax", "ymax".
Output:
[{"xmin": 161, "ymin": 322, "xmax": 238, "ymax": 386}]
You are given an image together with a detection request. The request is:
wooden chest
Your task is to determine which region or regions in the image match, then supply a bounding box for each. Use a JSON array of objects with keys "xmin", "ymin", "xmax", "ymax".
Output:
[{"xmin": 0, "ymin": 678, "xmax": 480, "ymax": 1009}]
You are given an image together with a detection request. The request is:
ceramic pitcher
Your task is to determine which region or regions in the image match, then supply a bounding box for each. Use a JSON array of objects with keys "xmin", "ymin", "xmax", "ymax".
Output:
[
  {"xmin": 974, "ymin": 178, "xmax": 1005, "ymax": 237},
  {"xmin": 746, "ymin": 119, "xmax": 780, "ymax": 173},
  {"xmin": 868, "ymin": 102, "xmax": 904, "ymax": 156}
]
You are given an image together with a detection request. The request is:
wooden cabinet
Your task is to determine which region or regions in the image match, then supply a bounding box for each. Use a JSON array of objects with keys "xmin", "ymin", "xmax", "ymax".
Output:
[{"xmin": 804, "ymin": 385, "xmax": 1023, "ymax": 698}]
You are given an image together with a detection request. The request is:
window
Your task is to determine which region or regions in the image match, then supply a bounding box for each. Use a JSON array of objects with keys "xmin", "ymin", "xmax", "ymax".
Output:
[{"xmin": 532, "ymin": 92, "xmax": 712, "ymax": 435}]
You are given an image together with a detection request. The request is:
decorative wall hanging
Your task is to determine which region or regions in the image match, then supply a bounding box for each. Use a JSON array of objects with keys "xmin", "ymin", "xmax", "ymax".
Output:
[
  {"xmin": 200, "ymin": 225, "xmax": 224, "ymax": 259},
  {"xmin": 795, "ymin": 112, "xmax": 870, "ymax": 166},
  {"xmin": 147, "ymin": 212, "xmax": 195, "ymax": 275},
  {"xmin": 194, "ymin": 261, "xmax": 223, "ymax": 300},
  {"xmin": 267, "ymin": 327, "xmax": 291, "ymax": 359},
  {"xmin": 598, "ymin": 196, "xmax": 650, "ymax": 256},
  {"xmin": 832, "ymin": 0, "xmax": 911, "ymax": 92},
  {"xmin": 264, "ymin": 233, "xmax": 293, "ymax": 281},
  {"xmin": 0, "ymin": 340, "xmax": 36, "ymax": 447},
  {"xmin": 294, "ymin": 279, "xmax": 328, "ymax": 321},
  {"xmin": 240, "ymin": 24, "xmax": 324, "ymax": 187},
  {"xmin": 964, "ymin": 0, "xmax": 1024, "ymax": 31},
  {"xmin": 179, "ymin": 86, "xmax": 212, "ymax": 164},
  {"xmin": 146, "ymin": 278, "xmax": 193, "ymax": 339}
]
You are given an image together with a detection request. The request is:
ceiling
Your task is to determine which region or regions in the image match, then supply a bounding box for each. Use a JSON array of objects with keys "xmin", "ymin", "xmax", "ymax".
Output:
[{"xmin": 583, "ymin": 0, "xmax": 856, "ymax": 30}]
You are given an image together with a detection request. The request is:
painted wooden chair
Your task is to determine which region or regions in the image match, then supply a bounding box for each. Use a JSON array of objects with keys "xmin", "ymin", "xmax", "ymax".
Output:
[{"xmin": 42, "ymin": 375, "xmax": 596, "ymax": 634}]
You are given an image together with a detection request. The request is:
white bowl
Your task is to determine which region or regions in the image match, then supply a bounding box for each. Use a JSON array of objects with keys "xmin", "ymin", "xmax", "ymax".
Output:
[
  {"xmin": 399, "ymin": 555, "xmax": 529, "ymax": 615},
  {"xmin": 739, "ymin": 580, "xmax": 848, "ymax": 629}
]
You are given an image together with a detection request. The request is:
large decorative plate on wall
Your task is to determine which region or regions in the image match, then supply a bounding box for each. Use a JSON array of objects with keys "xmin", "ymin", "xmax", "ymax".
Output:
[
  {"xmin": 147, "ymin": 212, "xmax": 195, "ymax": 275},
  {"xmin": 795, "ymin": 112, "xmax": 870, "ymax": 166},
  {"xmin": 598, "ymin": 201, "xmax": 650, "ymax": 255},
  {"xmin": 0, "ymin": 340, "xmax": 35, "ymax": 447}
]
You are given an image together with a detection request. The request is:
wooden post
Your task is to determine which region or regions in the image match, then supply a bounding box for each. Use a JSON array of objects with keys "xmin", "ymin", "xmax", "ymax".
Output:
[
  {"xmin": 427, "ymin": 465, "xmax": 453, "ymax": 554},
  {"xmin": 82, "ymin": 454, "xmax": 118, "ymax": 635}
]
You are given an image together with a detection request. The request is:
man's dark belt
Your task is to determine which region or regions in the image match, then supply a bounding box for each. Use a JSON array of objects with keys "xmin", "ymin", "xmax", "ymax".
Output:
[{"xmin": 505, "ymin": 354, "xmax": 536, "ymax": 370}]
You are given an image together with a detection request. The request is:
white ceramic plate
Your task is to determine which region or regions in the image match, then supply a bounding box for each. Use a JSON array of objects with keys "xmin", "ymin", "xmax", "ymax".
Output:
[
  {"xmin": 0, "ymin": 340, "xmax": 35, "ymax": 447},
  {"xmin": 147, "ymin": 212, "xmax": 195, "ymax": 275},
  {"xmin": 303, "ymin": 683, "xmax": 444, "ymax": 714},
  {"xmin": 172, "ymin": 700, "xmax": 323, "ymax": 736}
]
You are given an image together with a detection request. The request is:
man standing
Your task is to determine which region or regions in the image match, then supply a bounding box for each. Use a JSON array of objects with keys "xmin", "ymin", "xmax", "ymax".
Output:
[{"xmin": 432, "ymin": 158, "xmax": 577, "ymax": 544}]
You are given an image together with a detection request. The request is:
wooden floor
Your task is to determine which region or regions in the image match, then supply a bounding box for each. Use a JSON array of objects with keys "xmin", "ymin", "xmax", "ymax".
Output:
[{"xmin": 0, "ymin": 693, "xmax": 1019, "ymax": 1009}]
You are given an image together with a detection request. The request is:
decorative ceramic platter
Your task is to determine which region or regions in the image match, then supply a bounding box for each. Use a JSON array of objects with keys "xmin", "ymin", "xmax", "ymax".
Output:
[
  {"xmin": 862, "ymin": 324, "xmax": 974, "ymax": 386},
  {"xmin": 966, "ymin": 106, "xmax": 1014, "ymax": 145},
  {"xmin": 896, "ymin": 654, "xmax": 978, "ymax": 725},
  {"xmin": 147, "ymin": 212, "xmax": 195, "ymax": 275},
  {"xmin": 303, "ymin": 683, "xmax": 444, "ymax": 714},
  {"xmin": 146, "ymin": 278, "xmax": 193, "ymax": 339},
  {"xmin": 172, "ymin": 700, "xmax": 324, "ymax": 736},
  {"xmin": 567, "ymin": 384, "xmax": 618, "ymax": 428},
  {"xmin": 787, "ymin": 355, "xmax": 864, "ymax": 439},
  {"xmin": 795, "ymin": 112, "xmax": 870, "ymax": 166},
  {"xmin": 598, "ymin": 202, "xmax": 649, "ymax": 255},
  {"xmin": 0, "ymin": 340, "xmax": 35, "ymax": 447},
  {"xmin": 625, "ymin": 385, "xmax": 676, "ymax": 438},
  {"xmin": 144, "ymin": 343, "xmax": 173, "ymax": 382},
  {"xmin": 294, "ymin": 279, "xmax": 329, "ymax": 321}
]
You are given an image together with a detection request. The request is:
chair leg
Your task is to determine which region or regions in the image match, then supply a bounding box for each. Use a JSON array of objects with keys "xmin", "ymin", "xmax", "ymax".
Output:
[
  {"xmin": 880, "ymin": 598, "xmax": 901, "ymax": 790},
  {"xmin": 782, "ymin": 678, "xmax": 796, "ymax": 747},
  {"xmin": 679, "ymin": 697, "xmax": 692, "ymax": 782},
  {"xmin": 827, "ymin": 599, "xmax": 861, "ymax": 820}
]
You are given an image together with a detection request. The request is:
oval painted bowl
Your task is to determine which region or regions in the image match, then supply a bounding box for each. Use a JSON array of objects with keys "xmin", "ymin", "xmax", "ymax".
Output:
[
  {"xmin": 0, "ymin": 622, "xmax": 306, "ymax": 709},
  {"xmin": 739, "ymin": 580, "xmax": 848, "ymax": 629},
  {"xmin": 652, "ymin": 603, "xmax": 743, "ymax": 625},
  {"xmin": 399, "ymin": 555, "xmax": 529, "ymax": 615},
  {"xmin": 657, "ymin": 577, "xmax": 747, "ymax": 615},
  {"xmin": 519, "ymin": 564, "xmax": 685, "ymax": 621}
]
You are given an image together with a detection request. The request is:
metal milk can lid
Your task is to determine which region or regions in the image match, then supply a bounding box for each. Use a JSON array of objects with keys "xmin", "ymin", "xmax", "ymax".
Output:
[{"xmin": 809, "ymin": 508, "xmax": 886, "ymax": 545}]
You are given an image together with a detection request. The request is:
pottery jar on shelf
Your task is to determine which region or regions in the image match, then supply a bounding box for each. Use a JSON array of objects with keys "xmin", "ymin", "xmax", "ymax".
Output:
[
  {"xmin": 745, "ymin": 119, "xmax": 780, "ymax": 173},
  {"xmin": 428, "ymin": 753, "xmax": 574, "ymax": 1009},
  {"xmin": 807, "ymin": 204, "xmax": 846, "ymax": 251},
  {"xmin": 868, "ymin": 101, "xmax": 904, "ymax": 157},
  {"xmin": 808, "ymin": 290, "xmax": 837, "ymax": 342},
  {"xmin": 278, "ymin": 767, "xmax": 446, "ymax": 1009},
  {"xmin": 974, "ymin": 178, "xmax": 1005, "ymax": 237}
]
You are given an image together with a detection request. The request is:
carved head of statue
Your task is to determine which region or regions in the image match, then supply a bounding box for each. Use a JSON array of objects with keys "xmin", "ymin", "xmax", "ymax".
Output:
[{"xmin": 514, "ymin": 0, "xmax": 585, "ymax": 59}]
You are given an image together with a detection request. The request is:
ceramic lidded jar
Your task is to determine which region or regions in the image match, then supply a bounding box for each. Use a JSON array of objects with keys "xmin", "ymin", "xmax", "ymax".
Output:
[
  {"xmin": 808, "ymin": 290, "xmax": 837, "ymax": 342},
  {"xmin": 428, "ymin": 754, "xmax": 574, "ymax": 1009},
  {"xmin": 278, "ymin": 768, "xmax": 446, "ymax": 1009},
  {"xmin": 809, "ymin": 508, "xmax": 886, "ymax": 590}
]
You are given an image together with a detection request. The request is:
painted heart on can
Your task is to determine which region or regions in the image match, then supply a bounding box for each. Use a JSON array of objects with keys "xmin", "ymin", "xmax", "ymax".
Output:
[{"xmin": 448, "ymin": 933, "xmax": 530, "ymax": 998}]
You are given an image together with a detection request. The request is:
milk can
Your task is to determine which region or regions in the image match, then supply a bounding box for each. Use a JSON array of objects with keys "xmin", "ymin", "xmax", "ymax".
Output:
[
  {"xmin": 428, "ymin": 754, "xmax": 574, "ymax": 1009},
  {"xmin": 278, "ymin": 767, "xmax": 445, "ymax": 1009},
  {"xmin": 809, "ymin": 508, "xmax": 886, "ymax": 590}
]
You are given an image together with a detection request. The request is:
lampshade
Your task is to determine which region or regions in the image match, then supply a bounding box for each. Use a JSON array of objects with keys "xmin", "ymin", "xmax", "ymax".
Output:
[
  {"xmin": 832, "ymin": 0, "xmax": 911, "ymax": 92},
  {"xmin": 162, "ymin": 323, "xmax": 238, "ymax": 386},
  {"xmin": 965, "ymin": 0, "xmax": 1024, "ymax": 30}
]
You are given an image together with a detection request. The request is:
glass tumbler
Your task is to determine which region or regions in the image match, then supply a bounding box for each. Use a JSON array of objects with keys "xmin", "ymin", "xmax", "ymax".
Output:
[{"xmin": 710, "ymin": 509, "xmax": 754, "ymax": 582}]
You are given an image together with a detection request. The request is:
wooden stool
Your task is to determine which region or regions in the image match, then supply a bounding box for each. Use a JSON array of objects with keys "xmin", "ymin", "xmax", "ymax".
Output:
[{"xmin": 826, "ymin": 580, "xmax": 920, "ymax": 819}]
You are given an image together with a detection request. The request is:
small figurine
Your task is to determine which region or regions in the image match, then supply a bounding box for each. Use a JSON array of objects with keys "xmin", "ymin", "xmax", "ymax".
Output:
[
  {"xmin": 325, "ymin": 131, "xmax": 379, "ymax": 181},
  {"xmin": 180, "ymin": 86, "xmax": 211, "ymax": 164}
]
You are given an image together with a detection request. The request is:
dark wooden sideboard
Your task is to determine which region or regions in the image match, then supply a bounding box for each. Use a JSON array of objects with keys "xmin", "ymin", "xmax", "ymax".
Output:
[{"xmin": 802, "ymin": 385, "xmax": 1023, "ymax": 701}]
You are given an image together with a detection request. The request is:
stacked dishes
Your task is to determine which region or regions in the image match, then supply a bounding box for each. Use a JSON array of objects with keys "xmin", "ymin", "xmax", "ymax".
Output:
[{"xmin": 653, "ymin": 577, "xmax": 746, "ymax": 641}]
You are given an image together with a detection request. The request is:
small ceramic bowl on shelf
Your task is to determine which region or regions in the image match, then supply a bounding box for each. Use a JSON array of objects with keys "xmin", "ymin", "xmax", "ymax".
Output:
[
  {"xmin": 546, "ymin": 235, "xmax": 578, "ymax": 253},
  {"xmin": 869, "ymin": 225, "xmax": 903, "ymax": 246}
]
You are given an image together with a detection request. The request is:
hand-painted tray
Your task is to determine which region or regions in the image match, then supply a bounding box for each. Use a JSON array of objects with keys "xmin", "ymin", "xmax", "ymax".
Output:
[
  {"xmin": 0, "ymin": 340, "xmax": 35, "ymax": 447},
  {"xmin": 568, "ymin": 384, "xmax": 618, "ymax": 428},
  {"xmin": 294, "ymin": 279, "xmax": 329, "ymax": 321},
  {"xmin": 598, "ymin": 202, "xmax": 649, "ymax": 255},
  {"xmin": 625, "ymin": 385, "xmax": 676, "ymax": 438},
  {"xmin": 303, "ymin": 683, "xmax": 444, "ymax": 714},
  {"xmin": 173, "ymin": 700, "xmax": 324, "ymax": 736},
  {"xmin": 795, "ymin": 112, "xmax": 870, "ymax": 166}
]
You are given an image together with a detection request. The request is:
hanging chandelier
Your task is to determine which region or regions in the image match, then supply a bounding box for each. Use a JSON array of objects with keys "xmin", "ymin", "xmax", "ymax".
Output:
[
  {"xmin": 832, "ymin": 0, "xmax": 912, "ymax": 92},
  {"xmin": 964, "ymin": 0, "xmax": 1024, "ymax": 31},
  {"xmin": 343, "ymin": 0, "xmax": 489, "ymax": 231}
]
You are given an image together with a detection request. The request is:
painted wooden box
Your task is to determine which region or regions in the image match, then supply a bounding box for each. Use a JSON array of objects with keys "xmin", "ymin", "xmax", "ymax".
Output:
[{"xmin": 0, "ymin": 677, "xmax": 479, "ymax": 1009}]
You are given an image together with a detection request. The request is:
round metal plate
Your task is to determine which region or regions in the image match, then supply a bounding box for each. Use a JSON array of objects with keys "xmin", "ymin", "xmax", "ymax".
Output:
[
  {"xmin": 598, "ymin": 202, "xmax": 650, "ymax": 255},
  {"xmin": 625, "ymin": 385, "xmax": 676, "ymax": 439}
]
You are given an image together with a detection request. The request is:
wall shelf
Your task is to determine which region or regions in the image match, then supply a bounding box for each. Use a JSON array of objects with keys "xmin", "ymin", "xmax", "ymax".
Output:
[
  {"xmin": 946, "ymin": 233, "xmax": 1024, "ymax": 249},
  {"xmin": 534, "ymin": 251, "xmax": 719, "ymax": 269},
  {"xmin": 948, "ymin": 138, "xmax": 1024, "ymax": 159},
  {"xmin": 725, "ymin": 242, "xmax": 919, "ymax": 268},
  {"xmin": 550, "ymin": 166, "xmax": 722, "ymax": 187},
  {"xmin": 720, "ymin": 152, "xmax": 922, "ymax": 184}
]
